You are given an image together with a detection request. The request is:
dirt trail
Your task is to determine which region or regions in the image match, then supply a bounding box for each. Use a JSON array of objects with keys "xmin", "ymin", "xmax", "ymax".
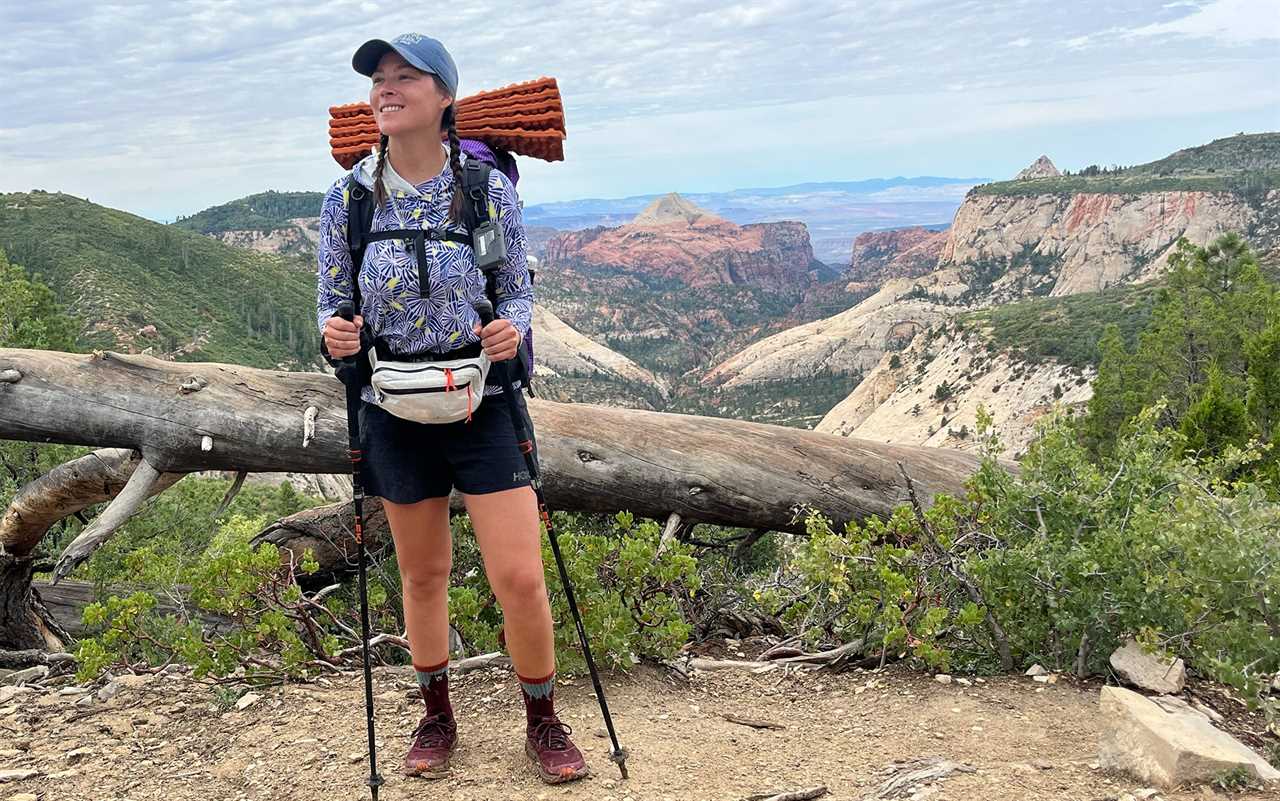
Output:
[{"xmin": 0, "ymin": 664, "xmax": 1274, "ymax": 801}]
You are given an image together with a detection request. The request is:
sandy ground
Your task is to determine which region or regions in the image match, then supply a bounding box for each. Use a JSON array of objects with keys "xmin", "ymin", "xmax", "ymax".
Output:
[{"xmin": 1, "ymin": 662, "xmax": 1275, "ymax": 801}]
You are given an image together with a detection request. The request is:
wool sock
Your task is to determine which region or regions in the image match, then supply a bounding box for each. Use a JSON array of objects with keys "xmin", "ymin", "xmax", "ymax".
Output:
[
  {"xmin": 517, "ymin": 670, "xmax": 556, "ymax": 724},
  {"xmin": 415, "ymin": 659, "xmax": 452, "ymax": 718}
]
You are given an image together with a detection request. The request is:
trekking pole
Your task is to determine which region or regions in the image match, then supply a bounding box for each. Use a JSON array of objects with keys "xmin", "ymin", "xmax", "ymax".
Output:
[
  {"xmin": 333, "ymin": 301, "xmax": 385, "ymax": 800},
  {"xmin": 474, "ymin": 299, "xmax": 630, "ymax": 779}
]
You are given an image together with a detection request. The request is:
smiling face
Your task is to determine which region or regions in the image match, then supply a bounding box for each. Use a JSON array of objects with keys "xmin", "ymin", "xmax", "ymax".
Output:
[{"xmin": 369, "ymin": 51, "xmax": 453, "ymax": 137}]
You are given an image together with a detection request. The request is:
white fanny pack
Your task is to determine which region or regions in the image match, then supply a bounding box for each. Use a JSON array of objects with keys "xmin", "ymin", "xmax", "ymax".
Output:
[{"xmin": 368, "ymin": 347, "xmax": 491, "ymax": 424}]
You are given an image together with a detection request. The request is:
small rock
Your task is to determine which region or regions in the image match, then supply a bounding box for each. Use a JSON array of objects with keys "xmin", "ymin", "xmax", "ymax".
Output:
[
  {"xmin": 1133, "ymin": 790, "xmax": 1162, "ymax": 799},
  {"xmin": 113, "ymin": 674, "xmax": 155, "ymax": 690},
  {"xmin": 96, "ymin": 681, "xmax": 121, "ymax": 703},
  {"xmin": 0, "ymin": 686, "xmax": 33, "ymax": 704},
  {"xmin": 594, "ymin": 729, "xmax": 608, "ymax": 739},
  {"xmin": 65, "ymin": 747, "xmax": 93, "ymax": 764},
  {"xmin": 955, "ymin": 677, "xmax": 973, "ymax": 686},
  {"xmin": 934, "ymin": 674, "xmax": 952, "ymax": 684},
  {"xmin": 10, "ymin": 793, "xmax": 39, "ymax": 801},
  {"xmin": 0, "ymin": 769, "xmax": 41, "ymax": 783},
  {"xmin": 3, "ymin": 666, "xmax": 48, "ymax": 686},
  {"xmin": 235, "ymin": 692, "xmax": 262, "ymax": 711},
  {"xmin": 74, "ymin": 695, "xmax": 94, "ymax": 708},
  {"xmin": 57, "ymin": 687, "xmax": 89, "ymax": 697},
  {"xmin": 1109, "ymin": 639, "xmax": 1186, "ymax": 695},
  {"xmin": 1033, "ymin": 674, "xmax": 1051, "ymax": 683},
  {"xmin": 1031, "ymin": 759, "xmax": 1053, "ymax": 770},
  {"xmin": 1025, "ymin": 664, "xmax": 1049, "ymax": 677},
  {"xmin": 601, "ymin": 778, "xmax": 617, "ymax": 789}
]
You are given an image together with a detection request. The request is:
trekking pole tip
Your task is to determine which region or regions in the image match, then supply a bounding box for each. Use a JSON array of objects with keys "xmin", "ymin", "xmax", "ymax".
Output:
[{"xmin": 609, "ymin": 746, "xmax": 629, "ymax": 779}]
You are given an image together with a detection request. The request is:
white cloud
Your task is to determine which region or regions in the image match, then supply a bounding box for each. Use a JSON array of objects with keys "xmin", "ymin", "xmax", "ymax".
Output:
[
  {"xmin": 0, "ymin": 0, "xmax": 1276, "ymax": 218},
  {"xmin": 1126, "ymin": 0, "xmax": 1280, "ymax": 44}
]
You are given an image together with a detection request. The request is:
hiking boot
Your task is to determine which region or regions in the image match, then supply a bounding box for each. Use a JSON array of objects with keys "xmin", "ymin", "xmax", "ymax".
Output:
[
  {"xmin": 525, "ymin": 715, "xmax": 589, "ymax": 784},
  {"xmin": 403, "ymin": 711, "xmax": 456, "ymax": 778}
]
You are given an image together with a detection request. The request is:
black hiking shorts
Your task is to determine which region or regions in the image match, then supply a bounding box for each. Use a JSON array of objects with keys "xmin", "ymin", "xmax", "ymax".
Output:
[{"xmin": 357, "ymin": 390, "xmax": 536, "ymax": 503}]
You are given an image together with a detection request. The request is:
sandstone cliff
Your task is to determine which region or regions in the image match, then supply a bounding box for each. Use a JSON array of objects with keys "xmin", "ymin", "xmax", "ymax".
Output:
[
  {"xmin": 846, "ymin": 226, "xmax": 948, "ymax": 292},
  {"xmin": 816, "ymin": 324, "xmax": 1093, "ymax": 456},
  {"xmin": 544, "ymin": 194, "xmax": 821, "ymax": 292},
  {"xmin": 214, "ymin": 217, "xmax": 321, "ymax": 257},
  {"xmin": 703, "ymin": 269, "xmax": 967, "ymax": 388},
  {"xmin": 531, "ymin": 305, "xmax": 670, "ymax": 398},
  {"xmin": 940, "ymin": 190, "xmax": 1279, "ymax": 298}
]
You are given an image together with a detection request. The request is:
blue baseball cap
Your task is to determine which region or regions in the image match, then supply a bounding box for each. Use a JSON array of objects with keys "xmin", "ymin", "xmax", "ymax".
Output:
[{"xmin": 352, "ymin": 33, "xmax": 459, "ymax": 97}]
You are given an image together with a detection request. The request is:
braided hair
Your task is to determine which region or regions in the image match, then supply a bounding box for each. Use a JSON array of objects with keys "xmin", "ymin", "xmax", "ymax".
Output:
[
  {"xmin": 443, "ymin": 102, "xmax": 467, "ymax": 226},
  {"xmin": 372, "ymin": 133, "xmax": 391, "ymax": 207}
]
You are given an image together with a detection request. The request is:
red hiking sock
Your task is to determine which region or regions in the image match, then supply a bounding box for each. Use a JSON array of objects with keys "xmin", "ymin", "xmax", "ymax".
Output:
[
  {"xmin": 415, "ymin": 660, "xmax": 452, "ymax": 718},
  {"xmin": 517, "ymin": 670, "xmax": 556, "ymax": 724}
]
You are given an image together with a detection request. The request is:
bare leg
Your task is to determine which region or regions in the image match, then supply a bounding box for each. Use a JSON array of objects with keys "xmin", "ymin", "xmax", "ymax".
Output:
[
  {"xmin": 462, "ymin": 485, "xmax": 553, "ymax": 677},
  {"xmin": 382, "ymin": 496, "xmax": 453, "ymax": 668}
]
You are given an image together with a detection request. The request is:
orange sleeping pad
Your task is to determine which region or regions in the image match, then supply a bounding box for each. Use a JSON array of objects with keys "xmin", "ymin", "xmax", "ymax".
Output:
[{"xmin": 329, "ymin": 76, "xmax": 566, "ymax": 169}]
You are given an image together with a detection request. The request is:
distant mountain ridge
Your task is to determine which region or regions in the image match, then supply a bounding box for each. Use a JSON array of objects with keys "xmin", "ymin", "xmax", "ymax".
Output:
[{"xmin": 175, "ymin": 175, "xmax": 981, "ymax": 265}]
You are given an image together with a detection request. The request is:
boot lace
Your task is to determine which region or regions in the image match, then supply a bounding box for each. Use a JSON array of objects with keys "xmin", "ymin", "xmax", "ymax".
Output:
[
  {"xmin": 411, "ymin": 713, "xmax": 455, "ymax": 749},
  {"xmin": 530, "ymin": 716, "xmax": 573, "ymax": 751}
]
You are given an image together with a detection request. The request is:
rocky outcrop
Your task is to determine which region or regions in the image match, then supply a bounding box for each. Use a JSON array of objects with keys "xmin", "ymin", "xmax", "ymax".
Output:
[
  {"xmin": 846, "ymin": 226, "xmax": 948, "ymax": 292},
  {"xmin": 939, "ymin": 190, "xmax": 1279, "ymax": 298},
  {"xmin": 1098, "ymin": 686, "xmax": 1280, "ymax": 789},
  {"xmin": 1014, "ymin": 156, "xmax": 1060, "ymax": 180},
  {"xmin": 703, "ymin": 270, "xmax": 966, "ymax": 388},
  {"xmin": 816, "ymin": 323, "xmax": 1093, "ymax": 456},
  {"xmin": 214, "ymin": 218, "xmax": 320, "ymax": 257},
  {"xmin": 544, "ymin": 194, "xmax": 821, "ymax": 292},
  {"xmin": 631, "ymin": 193, "xmax": 722, "ymax": 227},
  {"xmin": 531, "ymin": 305, "xmax": 670, "ymax": 397}
]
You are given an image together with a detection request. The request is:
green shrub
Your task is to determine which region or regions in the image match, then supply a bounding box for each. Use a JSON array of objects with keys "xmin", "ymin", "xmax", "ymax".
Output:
[{"xmin": 448, "ymin": 511, "xmax": 699, "ymax": 672}]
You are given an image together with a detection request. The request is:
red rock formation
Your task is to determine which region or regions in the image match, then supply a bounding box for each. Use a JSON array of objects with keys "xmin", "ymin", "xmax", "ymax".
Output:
[
  {"xmin": 544, "ymin": 195, "xmax": 820, "ymax": 292},
  {"xmin": 846, "ymin": 226, "xmax": 947, "ymax": 291}
]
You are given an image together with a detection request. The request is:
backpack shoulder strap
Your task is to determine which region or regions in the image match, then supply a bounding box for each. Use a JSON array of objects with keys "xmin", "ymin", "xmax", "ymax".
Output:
[
  {"xmin": 459, "ymin": 159, "xmax": 534, "ymax": 393},
  {"xmin": 345, "ymin": 173, "xmax": 374, "ymax": 310}
]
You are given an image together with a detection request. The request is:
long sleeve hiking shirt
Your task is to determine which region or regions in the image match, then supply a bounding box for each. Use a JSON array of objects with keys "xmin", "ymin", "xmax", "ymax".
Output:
[{"xmin": 316, "ymin": 147, "xmax": 532, "ymax": 402}]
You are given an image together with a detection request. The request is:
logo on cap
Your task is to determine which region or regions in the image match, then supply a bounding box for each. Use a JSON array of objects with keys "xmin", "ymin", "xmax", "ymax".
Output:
[{"xmin": 394, "ymin": 33, "xmax": 426, "ymax": 45}]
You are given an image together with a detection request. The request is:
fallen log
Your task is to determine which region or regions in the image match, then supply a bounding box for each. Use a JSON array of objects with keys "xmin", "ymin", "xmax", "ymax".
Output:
[
  {"xmin": 1, "ymin": 346, "xmax": 987, "ymax": 650},
  {"xmin": 0, "ymin": 348, "xmax": 983, "ymax": 532}
]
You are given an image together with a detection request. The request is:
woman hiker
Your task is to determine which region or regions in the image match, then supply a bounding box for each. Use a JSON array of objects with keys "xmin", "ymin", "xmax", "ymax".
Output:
[{"xmin": 315, "ymin": 33, "xmax": 589, "ymax": 785}]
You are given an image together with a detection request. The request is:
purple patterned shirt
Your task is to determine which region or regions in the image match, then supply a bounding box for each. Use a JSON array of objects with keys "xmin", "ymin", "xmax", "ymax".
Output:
[{"xmin": 316, "ymin": 147, "xmax": 532, "ymax": 400}]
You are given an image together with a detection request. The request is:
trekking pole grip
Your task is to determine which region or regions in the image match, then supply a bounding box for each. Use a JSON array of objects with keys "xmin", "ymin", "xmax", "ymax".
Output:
[
  {"xmin": 335, "ymin": 301, "xmax": 358, "ymax": 366},
  {"xmin": 474, "ymin": 298, "xmax": 495, "ymax": 327}
]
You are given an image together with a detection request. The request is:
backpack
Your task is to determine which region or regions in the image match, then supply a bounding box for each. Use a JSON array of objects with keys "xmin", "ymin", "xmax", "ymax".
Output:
[{"xmin": 343, "ymin": 155, "xmax": 535, "ymax": 394}]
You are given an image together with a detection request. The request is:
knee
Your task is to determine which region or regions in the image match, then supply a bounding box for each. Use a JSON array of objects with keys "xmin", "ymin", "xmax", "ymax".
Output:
[
  {"xmin": 400, "ymin": 558, "xmax": 451, "ymax": 596},
  {"xmin": 491, "ymin": 566, "xmax": 547, "ymax": 607}
]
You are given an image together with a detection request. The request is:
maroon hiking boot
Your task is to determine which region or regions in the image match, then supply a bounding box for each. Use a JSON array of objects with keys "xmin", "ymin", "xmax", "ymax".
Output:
[
  {"xmin": 525, "ymin": 715, "xmax": 589, "ymax": 784},
  {"xmin": 403, "ymin": 711, "xmax": 456, "ymax": 778}
]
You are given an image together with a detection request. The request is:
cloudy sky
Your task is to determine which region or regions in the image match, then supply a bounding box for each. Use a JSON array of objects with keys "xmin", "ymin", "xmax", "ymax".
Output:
[{"xmin": 1, "ymin": 0, "xmax": 1277, "ymax": 220}]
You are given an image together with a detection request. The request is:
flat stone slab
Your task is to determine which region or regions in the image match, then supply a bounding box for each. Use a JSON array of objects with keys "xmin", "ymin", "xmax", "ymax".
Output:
[
  {"xmin": 1110, "ymin": 639, "xmax": 1186, "ymax": 694},
  {"xmin": 1099, "ymin": 685, "xmax": 1280, "ymax": 788}
]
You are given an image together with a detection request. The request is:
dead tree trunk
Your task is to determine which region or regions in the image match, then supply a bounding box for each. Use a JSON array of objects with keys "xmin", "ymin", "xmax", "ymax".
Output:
[
  {"xmin": 0, "ymin": 448, "xmax": 184, "ymax": 652},
  {"xmin": 0, "ymin": 347, "xmax": 990, "ymax": 653}
]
